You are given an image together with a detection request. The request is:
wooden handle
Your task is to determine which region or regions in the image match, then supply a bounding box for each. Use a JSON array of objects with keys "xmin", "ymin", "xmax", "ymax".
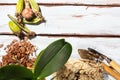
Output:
[
  {"xmin": 110, "ymin": 60, "xmax": 120, "ymax": 73},
  {"xmin": 101, "ymin": 62, "xmax": 120, "ymax": 80}
]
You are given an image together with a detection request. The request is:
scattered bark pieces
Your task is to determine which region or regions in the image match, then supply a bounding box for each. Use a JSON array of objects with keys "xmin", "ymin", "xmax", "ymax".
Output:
[
  {"xmin": 0, "ymin": 44, "xmax": 3, "ymax": 48},
  {"xmin": 0, "ymin": 37, "xmax": 36, "ymax": 69}
]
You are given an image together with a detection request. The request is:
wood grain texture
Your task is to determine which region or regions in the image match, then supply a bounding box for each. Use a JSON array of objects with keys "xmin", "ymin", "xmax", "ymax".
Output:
[
  {"xmin": 0, "ymin": 36, "xmax": 120, "ymax": 64},
  {"xmin": 0, "ymin": 1, "xmax": 119, "ymax": 80},
  {"xmin": 2, "ymin": 32, "xmax": 120, "ymax": 38},
  {"xmin": 0, "ymin": 6, "xmax": 120, "ymax": 35},
  {"xmin": 0, "ymin": 0, "xmax": 120, "ymax": 5}
]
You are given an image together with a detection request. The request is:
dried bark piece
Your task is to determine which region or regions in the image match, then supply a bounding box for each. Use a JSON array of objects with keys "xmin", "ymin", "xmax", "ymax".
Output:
[
  {"xmin": 0, "ymin": 38, "xmax": 36, "ymax": 69},
  {"xmin": 0, "ymin": 44, "xmax": 3, "ymax": 48}
]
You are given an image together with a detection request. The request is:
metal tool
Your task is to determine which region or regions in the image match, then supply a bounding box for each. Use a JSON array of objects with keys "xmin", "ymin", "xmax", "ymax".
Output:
[
  {"xmin": 78, "ymin": 49, "xmax": 96, "ymax": 60},
  {"xmin": 88, "ymin": 48, "xmax": 120, "ymax": 74},
  {"xmin": 78, "ymin": 48, "xmax": 120, "ymax": 80}
]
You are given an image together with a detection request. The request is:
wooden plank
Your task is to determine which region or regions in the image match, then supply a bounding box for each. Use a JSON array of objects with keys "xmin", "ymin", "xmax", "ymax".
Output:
[
  {"xmin": 0, "ymin": 6, "xmax": 120, "ymax": 35},
  {"xmin": 0, "ymin": 0, "xmax": 120, "ymax": 5},
  {"xmin": 0, "ymin": 36, "xmax": 120, "ymax": 65},
  {"xmin": 0, "ymin": 36, "xmax": 118, "ymax": 80}
]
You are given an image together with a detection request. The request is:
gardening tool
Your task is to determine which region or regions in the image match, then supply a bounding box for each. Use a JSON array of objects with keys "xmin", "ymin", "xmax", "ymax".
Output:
[
  {"xmin": 78, "ymin": 49, "xmax": 96, "ymax": 60},
  {"xmin": 88, "ymin": 48, "xmax": 120, "ymax": 74},
  {"xmin": 101, "ymin": 62, "xmax": 120, "ymax": 80},
  {"xmin": 78, "ymin": 49, "xmax": 120, "ymax": 80}
]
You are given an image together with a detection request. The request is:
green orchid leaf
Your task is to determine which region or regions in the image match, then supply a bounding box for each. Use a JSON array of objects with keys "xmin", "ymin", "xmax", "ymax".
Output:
[
  {"xmin": 33, "ymin": 39, "xmax": 72, "ymax": 79},
  {"xmin": 38, "ymin": 43, "xmax": 72, "ymax": 79},
  {"xmin": 15, "ymin": 0, "xmax": 24, "ymax": 14},
  {"xmin": 8, "ymin": 14, "xmax": 31, "ymax": 33},
  {"xmin": 8, "ymin": 21, "xmax": 21, "ymax": 35},
  {"xmin": 23, "ymin": 17, "xmax": 44, "ymax": 24},
  {"xmin": 0, "ymin": 65, "xmax": 33, "ymax": 80},
  {"xmin": 32, "ymin": 49, "xmax": 44, "ymax": 72}
]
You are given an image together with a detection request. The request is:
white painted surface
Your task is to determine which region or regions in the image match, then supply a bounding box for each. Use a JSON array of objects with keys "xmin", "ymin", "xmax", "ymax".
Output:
[
  {"xmin": 1, "ymin": 36, "xmax": 120, "ymax": 66},
  {"xmin": 0, "ymin": 36, "xmax": 119, "ymax": 80},
  {"xmin": 0, "ymin": 1, "xmax": 120, "ymax": 79},
  {"xmin": 0, "ymin": 6, "xmax": 120, "ymax": 35},
  {"xmin": 0, "ymin": 0, "xmax": 120, "ymax": 4}
]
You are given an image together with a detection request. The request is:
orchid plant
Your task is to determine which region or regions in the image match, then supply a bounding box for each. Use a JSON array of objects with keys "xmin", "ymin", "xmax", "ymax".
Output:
[{"xmin": 0, "ymin": 39, "xmax": 72, "ymax": 80}]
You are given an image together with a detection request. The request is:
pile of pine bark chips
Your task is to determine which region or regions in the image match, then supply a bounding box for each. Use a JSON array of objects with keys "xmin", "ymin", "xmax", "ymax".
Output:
[{"xmin": 0, "ymin": 37, "xmax": 36, "ymax": 69}]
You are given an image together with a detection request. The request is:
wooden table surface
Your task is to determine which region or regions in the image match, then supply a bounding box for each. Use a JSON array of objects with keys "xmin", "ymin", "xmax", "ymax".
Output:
[{"xmin": 0, "ymin": 0, "xmax": 120, "ymax": 79}]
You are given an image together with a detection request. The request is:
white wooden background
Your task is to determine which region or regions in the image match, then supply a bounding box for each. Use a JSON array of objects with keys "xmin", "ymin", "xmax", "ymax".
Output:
[{"xmin": 0, "ymin": 0, "xmax": 120, "ymax": 80}]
